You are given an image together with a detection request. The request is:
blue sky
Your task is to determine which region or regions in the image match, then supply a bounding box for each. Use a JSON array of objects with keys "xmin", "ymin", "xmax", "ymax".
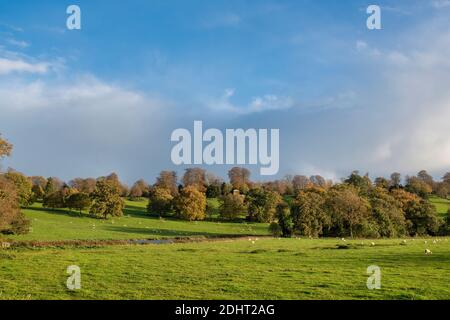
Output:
[{"xmin": 1, "ymin": 0, "xmax": 450, "ymax": 185}]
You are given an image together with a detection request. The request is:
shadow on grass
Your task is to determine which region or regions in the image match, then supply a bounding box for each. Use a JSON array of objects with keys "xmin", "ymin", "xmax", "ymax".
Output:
[{"xmin": 101, "ymin": 225, "xmax": 258, "ymax": 238}]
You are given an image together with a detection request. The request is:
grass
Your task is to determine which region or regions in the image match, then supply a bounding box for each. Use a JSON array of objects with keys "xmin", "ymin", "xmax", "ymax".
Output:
[
  {"xmin": 1, "ymin": 196, "xmax": 449, "ymax": 300},
  {"xmin": 1, "ymin": 238, "xmax": 449, "ymax": 300},
  {"xmin": 3, "ymin": 199, "xmax": 268, "ymax": 241},
  {"xmin": 430, "ymin": 195, "xmax": 450, "ymax": 217}
]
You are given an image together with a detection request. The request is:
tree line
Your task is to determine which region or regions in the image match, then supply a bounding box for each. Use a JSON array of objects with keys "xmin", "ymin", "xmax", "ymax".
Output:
[{"xmin": 1, "ymin": 134, "xmax": 449, "ymax": 237}]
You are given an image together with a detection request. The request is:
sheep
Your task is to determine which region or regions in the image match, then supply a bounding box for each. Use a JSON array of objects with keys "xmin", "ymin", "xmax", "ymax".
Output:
[
  {"xmin": 425, "ymin": 249, "xmax": 432, "ymax": 255},
  {"xmin": 1, "ymin": 242, "xmax": 11, "ymax": 249},
  {"xmin": 371, "ymin": 242, "xmax": 376, "ymax": 246}
]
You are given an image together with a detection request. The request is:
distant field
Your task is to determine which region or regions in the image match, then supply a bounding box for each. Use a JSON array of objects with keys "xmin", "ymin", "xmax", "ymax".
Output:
[
  {"xmin": 4, "ymin": 199, "xmax": 268, "ymax": 242},
  {"xmin": 1, "ymin": 238, "xmax": 449, "ymax": 300},
  {"xmin": 430, "ymin": 196, "xmax": 450, "ymax": 217}
]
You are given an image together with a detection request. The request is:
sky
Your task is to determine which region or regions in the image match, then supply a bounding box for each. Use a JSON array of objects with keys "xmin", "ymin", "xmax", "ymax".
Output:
[{"xmin": 0, "ymin": 0, "xmax": 450, "ymax": 185}]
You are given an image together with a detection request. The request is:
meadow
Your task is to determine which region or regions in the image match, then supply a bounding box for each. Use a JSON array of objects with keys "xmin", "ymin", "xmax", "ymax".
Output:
[{"xmin": 0, "ymin": 197, "xmax": 449, "ymax": 300}]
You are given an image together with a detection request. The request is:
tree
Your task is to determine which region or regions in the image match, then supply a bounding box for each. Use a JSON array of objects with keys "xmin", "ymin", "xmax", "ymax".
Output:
[
  {"xmin": 309, "ymin": 175, "xmax": 327, "ymax": 188},
  {"xmin": 32, "ymin": 184, "xmax": 45, "ymax": 201},
  {"xmin": 292, "ymin": 175, "xmax": 310, "ymax": 193},
  {"xmin": 417, "ymin": 170, "xmax": 434, "ymax": 188},
  {"xmin": 404, "ymin": 199, "xmax": 443, "ymax": 236},
  {"xmin": 148, "ymin": 187, "xmax": 173, "ymax": 217},
  {"xmin": 44, "ymin": 177, "xmax": 59, "ymax": 200},
  {"xmin": 374, "ymin": 177, "xmax": 389, "ymax": 189},
  {"xmin": 442, "ymin": 172, "xmax": 450, "ymax": 185},
  {"xmin": 369, "ymin": 187, "xmax": 406, "ymax": 238},
  {"xmin": 246, "ymin": 188, "xmax": 282, "ymax": 222},
  {"xmin": 90, "ymin": 180, "xmax": 124, "ymax": 219},
  {"xmin": 69, "ymin": 178, "xmax": 96, "ymax": 194},
  {"xmin": 182, "ymin": 168, "xmax": 206, "ymax": 192},
  {"xmin": 0, "ymin": 135, "xmax": 29, "ymax": 234},
  {"xmin": 0, "ymin": 176, "xmax": 30, "ymax": 234},
  {"xmin": 43, "ymin": 190, "xmax": 66, "ymax": 209},
  {"xmin": 344, "ymin": 171, "xmax": 372, "ymax": 196},
  {"xmin": 275, "ymin": 202, "xmax": 294, "ymax": 237},
  {"xmin": 325, "ymin": 185, "xmax": 371, "ymax": 238},
  {"xmin": 4, "ymin": 170, "xmax": 34, "ymax": 207},
  {"xmin": 291, "ymin": 189, "xmax": 329, "ymax": 237},
  {"xmin": 66, "ymin": 192, "xmax": 92, "ymax": 214},
  {"xmin": 390, "ymin": 172, "xmax": 402, "ymax": 189},
  {"xmin": 174, "ymin": 186, "xmax": 206, "ymax": 221},
  {"xmin": 155, "ymin": 171, "xmax": 178, "ymax": 196},
  {"xmin": 435, "ymin": 183, "xmax": 449, "ymax": 199},
  {"xmin": 219, "ymin": 193, "xmax": 247, "ymax": 220},
  {"xmin": 0, "ymin": 135, "xmax": 12, "ymax": 160},
  {"xmin": 228, "ymin": 167, "xmax": 251, "ymax": 191},
  {"xmin": 405, "ymin": 176, "xmax": 432, "ymax": 198}
]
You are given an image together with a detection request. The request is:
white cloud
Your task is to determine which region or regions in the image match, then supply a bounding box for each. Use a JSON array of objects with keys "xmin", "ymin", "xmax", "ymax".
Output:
[
  {"xmin": 0, "ymin": 57, "xmax": 49, "ymax": 75},
  {"xmin": 432, "ymin": 0, "xmax": 450, "ymax": 8},
  {"xmin": 208, "ymin": 89, "xmax": 294, "ymax": 114},
  {"xmin": 6, "ymin": 38, "xmax": 30, "ymax": 48}
]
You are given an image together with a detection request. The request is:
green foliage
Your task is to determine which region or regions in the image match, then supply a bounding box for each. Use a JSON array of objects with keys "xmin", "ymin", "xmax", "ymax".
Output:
[
  {"xmin": 368, "ymin": 187, "xmax": 406, "ymax": 237},
  {"xmin": 43, "ymin": 190, "xmax": 66, "ymax": 209},
  {"xmin": 325, "ymin": 185, "xmax": 371, "ymax": 238},
  {"xmin": 219, "ymin": 193, "xmax": 247, "ymax": 220},
  {"xmin": 275, "ymin": 202, "xmax": 293, "ymax": 237},
  {"xmin": 246, "ymin": 188, "xmax": 282, "ymax": 222},
  {"xmin": 291, "ymin": 188, "xmax": 329, "ymax": 237},
  {"xmin": 66, "ymin": 192, "xmax": 92, "ymax": 213},
  {"xmin": 90, "ymin": 180, "xmax": 125, "ymax": 219},
  {"xmin": 174, "ymin": 186, "xmax": 207, "ymax": 221},
  {"xmin": 405, "ymin": 176, "xmax": 433, "ymax": 198},
  {"xmin": 148, "ymin": 187, "xmax": 174, "ymax": 216}
]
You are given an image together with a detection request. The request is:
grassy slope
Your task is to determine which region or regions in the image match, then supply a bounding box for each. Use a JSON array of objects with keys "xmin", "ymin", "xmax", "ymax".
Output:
[
  {"xmin": 1, "ymin": 238, "xmax": 449, "ymax": 300},
  {"xmin": 430, "ymin": 196, "xmax": 450, "ymax": 217},
  {"xmin": 5, "ymin": 199, "xmax": 268, "ymax": 241}
]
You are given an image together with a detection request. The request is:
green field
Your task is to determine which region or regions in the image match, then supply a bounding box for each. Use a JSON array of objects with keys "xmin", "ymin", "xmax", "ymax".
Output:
[
  {"xmin": 0, "ymin": 197, "xmax": 449, "ymax": 300},
  {"xmin": 430, "ymin": 195, "xmax": 450, "ymax": 216},
  {"xmin": 4, "ymin": 199, "xmax": 268, "ymax": 242},
  {"xmin": 1, "ymin": 238, "xmax": 449, "ymax": 300}
]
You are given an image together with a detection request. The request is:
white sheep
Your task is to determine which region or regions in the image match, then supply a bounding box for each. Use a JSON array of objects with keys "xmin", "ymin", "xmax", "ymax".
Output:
[
  {"xmin": 371, "ymin": 242, "xmax": 376, "ymax": 246},
  {"xmin": 425, "ymin": 249, "xmax": 432, "ymax": 255},
  {"xmin": 1, "ymin": 242, "xmax": 11, "ymax": 249}
]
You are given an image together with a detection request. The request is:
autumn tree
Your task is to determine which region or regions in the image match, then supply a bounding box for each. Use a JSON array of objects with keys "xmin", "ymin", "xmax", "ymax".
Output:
[
  {"xmin": 228, "ymin": 167, "xmax": 251, "ymax": 192},
  {"xmin": 0, "ymin": 136, "xmax": 29, "ymax": 234},
  {"xmin": 182, "ymin": 168, "xmax": 206, "ymax": 192},
  {"xmin": 4, "ymin": 170, "xmax": 34, "ymax": 207},
  {"xmin": 90, "ymin": 179, "xmax": 124, "ymax": 219},
  {"xmin": 148, "ymin": 186, "xmax": 174, "ymax": 217},
  {"xmin": 292, "ymin": 175, "xmax": 310, "ymax": 193},
  {"xmin": 69, "ymin": 178, "xmax": 96, "ymax": 194},
  {"xmin": 174, "ymin": 186, "xmax": 206, "ymax": 221},
  {"xmin": 155, "ymin": 171, "xmax": 178, "ymax": 196}
]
